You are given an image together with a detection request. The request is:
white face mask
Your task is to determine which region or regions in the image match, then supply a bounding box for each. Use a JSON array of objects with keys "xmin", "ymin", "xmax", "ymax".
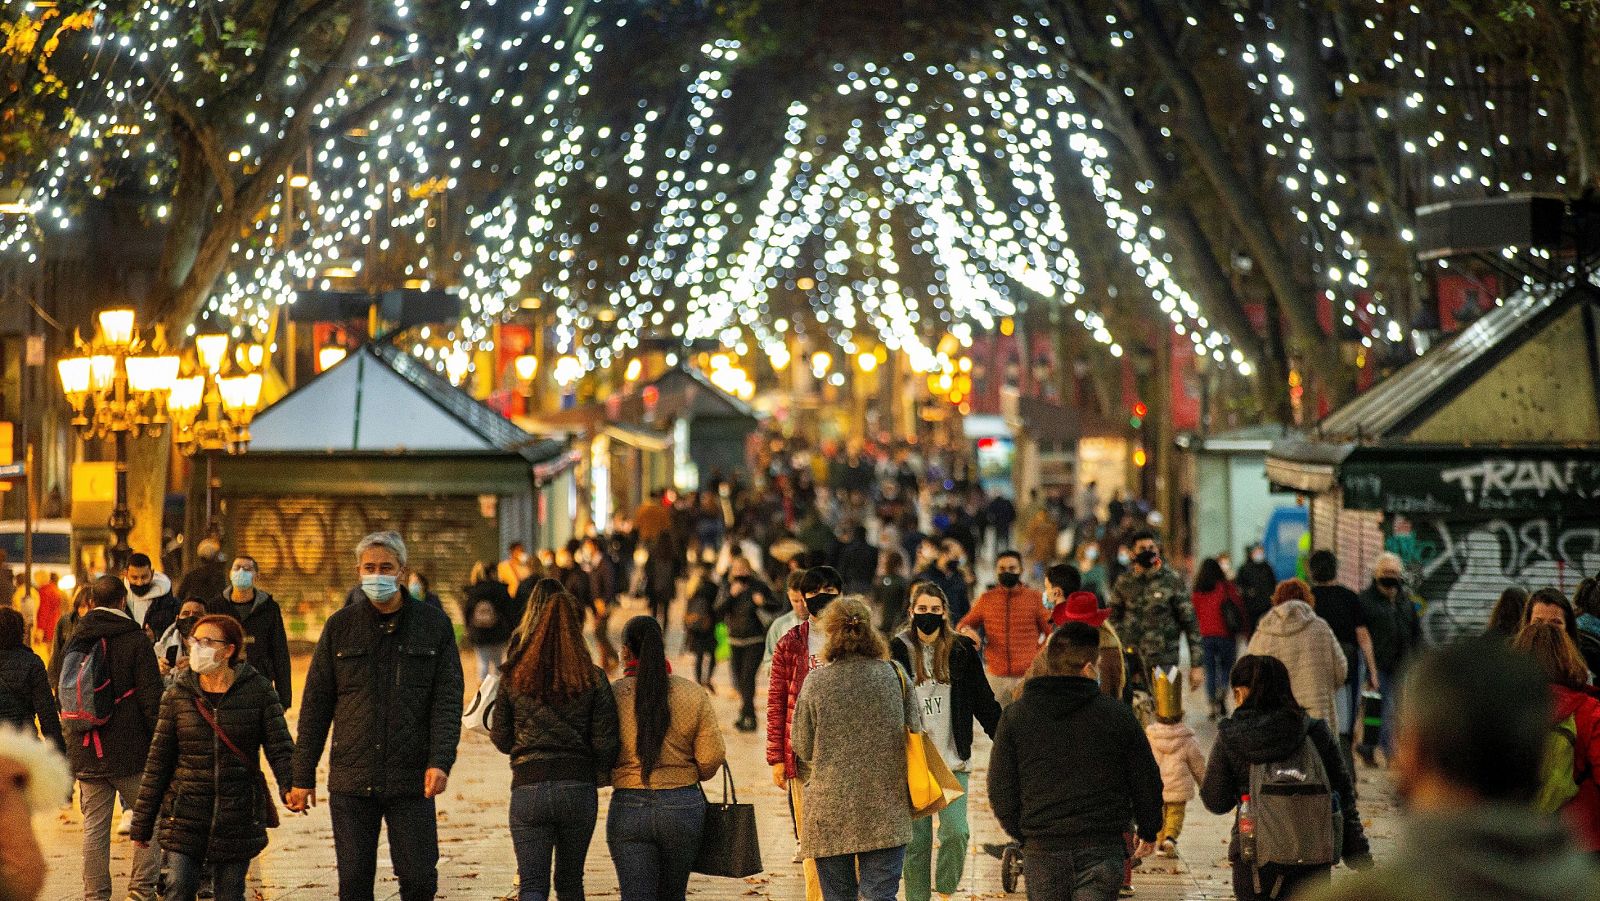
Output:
[{"xmin": 188, "ymin": 642, "xmax": 226, "ymax": 675}]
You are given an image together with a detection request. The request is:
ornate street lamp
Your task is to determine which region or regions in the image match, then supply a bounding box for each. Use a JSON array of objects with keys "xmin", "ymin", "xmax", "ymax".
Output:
[
  {"xmin": 56, "ymin": 308, "xmax": 180, "ymax": 572},
  {"xmin": 165, "ymin": 332, "xmax": 266, "ymax": 534}
]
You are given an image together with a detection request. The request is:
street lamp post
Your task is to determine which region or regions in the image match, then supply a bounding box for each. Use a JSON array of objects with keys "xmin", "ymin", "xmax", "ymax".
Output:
[
  {"xmin": 56, "ymin": 308, "xmax": 180, "ymax": 573},
  {"xmin": 166, "ymin": 332, "xmax": 266, "ymax": 535}
]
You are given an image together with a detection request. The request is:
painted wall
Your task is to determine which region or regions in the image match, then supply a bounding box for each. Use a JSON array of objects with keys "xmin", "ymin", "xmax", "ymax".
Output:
[{"xmin": 1192, "ymin": 452, "xmax": 1299, "ymax": 563}]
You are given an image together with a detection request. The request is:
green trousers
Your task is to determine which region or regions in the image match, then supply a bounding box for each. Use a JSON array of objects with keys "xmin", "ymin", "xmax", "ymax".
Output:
[{"xmin": 904, "ymin": 770, "xmax": 970, "ymax": 900}]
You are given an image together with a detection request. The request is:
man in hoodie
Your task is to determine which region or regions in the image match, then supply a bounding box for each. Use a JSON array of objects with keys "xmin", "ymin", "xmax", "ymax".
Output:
[
  {"xmin": 1302, "ymin": 638, "xmax": 1600, "ymax": 901},
  {"xmin": 989, "ymin": 622, "xmax": 1162, "ymax": 901},
  {"xmin": 122, "ymin": 552, "xmax": 178, "ymax": 642},
  {"xmin": 67, "ymin": 575, "xmax": 164, "ymax": 901},
  {"xmin": 207, "ymin": 554, "xmax": 294, "ymax": 708}
]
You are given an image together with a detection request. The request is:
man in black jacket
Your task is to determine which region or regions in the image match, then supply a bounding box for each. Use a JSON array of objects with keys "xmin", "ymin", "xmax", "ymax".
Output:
[
  {"xmin": 207, "ymin": 553, "xmax": 294, "ymax": 707},
  {"xmin": 288, "ymin": 531, "xmax": 464, "ymax": 901},
  {"xmin": 989, "ymin": 622, "xmax": 1162, "ymax": 901},
  {"xmin": 68, "ymin": 575, "xmax": 164, "ymax": 901}
]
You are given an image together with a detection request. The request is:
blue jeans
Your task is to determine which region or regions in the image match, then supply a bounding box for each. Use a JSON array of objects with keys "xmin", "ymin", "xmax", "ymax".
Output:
[
  {"xmin": 510, "ymin": 780, "xmax": 598, "ymax": 901},
  {"xmin": 475, "ymin": 643, "xmax": 506, "ymax": 681},
  {"xmin": 905, "ymin": 771, "xmax": 970, "ymax": 900},
  {"xmin": 1201, "ymin": 636, "xmax": 1237, "ymax": 706},
  {"xmin": 606, "ymin": 786, "xmax": 706, "ymax": 901},
  {"xmin": 328, "ymin": 793, "xmax": 439, "ymax": 901},
  {"xmin": 815, "ymin": 845, "xmax": 906, "ymax": 901},
  {"xmin": 1020, "ymin": 842, "xmax": 1125, "ymax": 901},
  {"xmin": 166, "ymin": 852, "xmax": 249, "ymax": 901}
]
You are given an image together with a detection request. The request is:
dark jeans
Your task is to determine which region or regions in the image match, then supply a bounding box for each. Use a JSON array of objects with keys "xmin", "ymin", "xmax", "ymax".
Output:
[
  {"xmin": 1020, "ymin": 842, "xmax": 1125, "ymax": 901},
  {"xmin": 815, "ymin": 845, "xmax": 906, "ymax": 901},
  {"xmin": 1231, "ymin": 861, "xmax": 1331, "ymax": 900},
  {"xmin": 1337, "ymin": 641, "xmax": 1361, "ymax": 779},
  {"xmin": 1358, "ymin": 667, "xmax": 1398, "ymax": 758},
  {"xmin": 606, "ymin": 786, "xmax": 706, "ymax": 901},
  {"xmin": 730, "ymin": 642, "xmax": 763, "ymax": 720},
  {"xmin": 693, "ymin": 650, "xmax": 717, "ymax": 686},
  {"xmin": 1201, "ymin": 635, "xmax": 1237, "ymax": 705},
  {"xmin": 329, "ymin": 793, "xmax": 439, "ymax": 901},
  {"xmin": 167, "ymin": 852, "xmax": 249, "ymax": 901},
  {"xmin": 510, "ymin": 780, "xmax": 599, "ymax": 901}
]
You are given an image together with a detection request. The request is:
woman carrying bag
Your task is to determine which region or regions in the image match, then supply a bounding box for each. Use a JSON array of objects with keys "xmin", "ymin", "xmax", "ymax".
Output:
[
  {"xmin": 128, "ymin": 615, "xmax": 294, "ymax": 901},
  {"xmin": 492, "ymin": 584, "xmax": 619, "ymax": 901},
  {"xmin": 607, "ymin": 615, "xmax": 727, "ymax": 900},
  {"xmin": 792, "ymin": 596, "xmax": 924, "ymax": 901},
  {"xmin": 889, "ymin": 582, "xmax": 1000, "ymax": 901}
]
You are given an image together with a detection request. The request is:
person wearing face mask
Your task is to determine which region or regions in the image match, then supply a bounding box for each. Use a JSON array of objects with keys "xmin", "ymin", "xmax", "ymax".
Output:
[
  {"xmin": 129, "ymin": 614, "xmax": 295, "ymax": 901},
  {"xmin": 914, "ymin": 541, "xmax": 971, "ymax": 624},
  {"xmin": 957, "ymin": 550, "xmax": 1049, "ymax": 705},
  {"xmin": 207, "ymin": 555, "xmax": 294, "ymax": 708},
  {"xmin": 122, "ymin": 552, "xmax": 179, "ymax": 642},
  {"xmin": 155, "ymin": 598, "xmax": 211, "ymax": 684},
  {"xmin": 1236, "ymin": 543, "xmax": 1278, "ymax": 635},
  {"xmin": 288, "ymin": 530, "xmax": 464, "ymax": 901},
  {"xmin": 1354, "ymin": 553, "xmax": 1422, "ymax": 768},
  {"xmin": 766, "ymin": 565, "xmax": 845, "ymax": 901},
  {"xmin": 889, "ymin": 583, "xmax": 1000, "ymax": 901},
  {"xmin": 498, "ymin": 542, "xmax": 533, "ymax": 597},
  {"xmin": 1109, "ymin": 531, "xmax": 1204, "ymax": 696},
  {"xmin": 1076, "ymin": 541, "xmax": 1108, "ymax": 604}
]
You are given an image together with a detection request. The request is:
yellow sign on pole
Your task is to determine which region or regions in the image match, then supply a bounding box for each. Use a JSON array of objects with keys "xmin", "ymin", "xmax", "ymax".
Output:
[{"xmin": 71, "ymin": 461, "xmax": 117, "ymax": 528}]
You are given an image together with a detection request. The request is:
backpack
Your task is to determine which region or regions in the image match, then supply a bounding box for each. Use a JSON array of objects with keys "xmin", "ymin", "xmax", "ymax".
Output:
[
  {"xmin": 57, "ymin": 637, "xmax": 134, "ymax": 757},
  {"xmin": 469, "ymin": 598, "xmax": 501, "ymax": 630},
  {"xmin": 1537, "ymin": 714, "xmax": 1584, "ymax": 813},
  {"xmin": 1240, "ymin": 735, "xmax": 1341, "ymax": 894}
]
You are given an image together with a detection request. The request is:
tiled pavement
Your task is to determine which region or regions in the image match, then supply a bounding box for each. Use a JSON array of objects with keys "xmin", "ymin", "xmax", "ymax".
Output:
[{"xmin": 35, "ymin": 598, "xmax": 1398, "ymax": 900}]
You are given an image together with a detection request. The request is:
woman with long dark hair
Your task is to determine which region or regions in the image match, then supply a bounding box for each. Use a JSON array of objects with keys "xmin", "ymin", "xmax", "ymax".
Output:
[
  {"xmin": 1200, "ymin": 655, "xmax": 1369, "ymax": 900},
  {"xmin": 1484, "ymin": 587, "xmax": 1529, "ymax": 640},
  {"xmin": 607, "ymin": 616, "xmax": 727, "ymax": 900},
  {"xmin": 1191, "ymin": 557, "xmax": 1246, "ymax": 719},
  {"xmin": 1512, "ymin": 623, "xmax": 1600, "ymax": 850},
  {"xmin": 492, "ymin": 586, "xmax": 619, "ymax": 901},
  {"xmin": 888, "ymin": 583, "xmax": 999, "ymax": 901}
]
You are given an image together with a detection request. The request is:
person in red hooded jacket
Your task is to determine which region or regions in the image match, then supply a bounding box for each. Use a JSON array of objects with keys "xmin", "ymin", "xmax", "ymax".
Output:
[{"xmin": 1512, "ymin": 622, "xmax": 1600, "ymax": 850}]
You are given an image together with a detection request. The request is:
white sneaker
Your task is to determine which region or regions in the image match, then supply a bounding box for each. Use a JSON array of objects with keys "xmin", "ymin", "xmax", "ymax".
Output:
[{"xmin": 117, "ymin": 809, "xmax": 132, "ymax": 836}]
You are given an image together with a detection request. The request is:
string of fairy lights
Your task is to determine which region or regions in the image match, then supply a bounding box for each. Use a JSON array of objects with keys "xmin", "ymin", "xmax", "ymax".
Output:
[{"xmin": 0, "ymin": 0, "xmax": 1587, "ymax": 390}]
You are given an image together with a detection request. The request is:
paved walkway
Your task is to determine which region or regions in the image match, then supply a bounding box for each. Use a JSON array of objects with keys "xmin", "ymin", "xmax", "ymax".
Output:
[{"xmin": 35, "ymin": 597, "xmax": 1398, "ymax": 900}]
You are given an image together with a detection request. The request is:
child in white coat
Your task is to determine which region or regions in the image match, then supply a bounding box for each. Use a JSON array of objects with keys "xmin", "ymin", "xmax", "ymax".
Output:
[{"xmin": 1145, "ymin": 667, "xmax": 1207, "ymax": 857}]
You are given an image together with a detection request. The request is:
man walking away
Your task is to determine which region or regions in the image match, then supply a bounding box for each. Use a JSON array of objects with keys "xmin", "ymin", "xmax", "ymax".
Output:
[
  {"xmin": 1306, "ymin": 550, "xmax": 1380, "ymax": 774},
  {"xmin": 989, "ymin": 622, "xmax": 1162, "ymax": 901},
  {"xmin": 65, "ymin": 575, "xmax": 163, "ymax": 901},
  {"xmin": 1301, "ymin": 639, "xmax": 1600, "ymax": 901},
  {"xmin": 122, "ymin": 553, "xmax": 178, "ymax": 641},
  {"xmin": 176, "ymin": 538, "xmax": 230, "ymax": 611},
  {"xmin": 207, "ymin": 554, "xmax": 293, "ymax": 708},
  {"xmin": 958, "ymin": 550, "xmax": 1049, "ymax": 704},
  {"xmin": 288, "ymin": 531, "xmax": 465, "ymax": 901}
]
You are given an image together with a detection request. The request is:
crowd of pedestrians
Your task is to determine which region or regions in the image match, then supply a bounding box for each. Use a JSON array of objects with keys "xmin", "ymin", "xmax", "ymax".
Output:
[{"xmin": 5, "ymin": 440, "xmax": 1600, "ymax": 901}]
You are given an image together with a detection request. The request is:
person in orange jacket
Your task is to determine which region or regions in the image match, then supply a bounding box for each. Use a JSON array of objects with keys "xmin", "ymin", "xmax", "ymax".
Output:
[{"xmin": 957, "ymin": 550, "xmax": 1049, "ymax": 705}]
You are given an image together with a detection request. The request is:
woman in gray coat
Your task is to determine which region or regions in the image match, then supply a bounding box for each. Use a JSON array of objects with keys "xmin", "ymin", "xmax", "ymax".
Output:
[{"xmin": 793, "ymin": 596, "xmax": 924, "ymax": 901}]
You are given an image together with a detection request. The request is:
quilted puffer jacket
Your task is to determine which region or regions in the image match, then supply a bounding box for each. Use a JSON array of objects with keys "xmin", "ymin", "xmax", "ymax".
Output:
[
  {"xmin": 489, "ymin": 653, "xmax": 618, "ymax": 787},
  {"xmin": 766, "ymin": 620, "xmax": 813, "ymax": 780},
  {"xmin": 292, "ymin": 594, "xmax": 465, "ymax": 796},
  {"xmin": 128, "ymin": 664, "xmax": 294, "ymax": 862},
  {"xmin": 0, "ymin": 646, "xmax": 64, "ymax": 753}
]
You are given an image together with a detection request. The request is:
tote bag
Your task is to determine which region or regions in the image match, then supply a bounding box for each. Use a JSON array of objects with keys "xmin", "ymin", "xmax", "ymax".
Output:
[
  {"xmin": 461, "ymin": 671, "xmax": 500, "ymax": 736},
  {"xmin": 693, "ymin": 764, "xmax": 763, "ymax": 878},
  {"xmin": 895, "ymin": 663, "xmax": 965, "ymax": 818}
]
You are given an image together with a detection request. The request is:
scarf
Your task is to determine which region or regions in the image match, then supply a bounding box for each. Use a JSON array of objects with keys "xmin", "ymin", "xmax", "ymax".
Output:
[{"xmin": 623, "ymin": 659, "xmax": 672, "ymax": 678}]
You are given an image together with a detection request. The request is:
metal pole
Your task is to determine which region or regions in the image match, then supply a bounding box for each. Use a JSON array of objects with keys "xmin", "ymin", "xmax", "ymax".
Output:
[{"xmin": 108, "ymin": 429, "xmax": 132, "ymax": 573}]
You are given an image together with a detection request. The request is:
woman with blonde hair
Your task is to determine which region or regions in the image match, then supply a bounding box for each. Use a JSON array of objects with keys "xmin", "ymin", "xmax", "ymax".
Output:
[
  {"xmin": 792, "ymin": 596, "xmax": 923, "ymax": 901},
  {"xmin": 1512, "ymin": 622, "xmax": 1600, "ymax": 850},
  {"xmin": 492, "ymin": 585, "xmax": 619, "ymax": 900}
]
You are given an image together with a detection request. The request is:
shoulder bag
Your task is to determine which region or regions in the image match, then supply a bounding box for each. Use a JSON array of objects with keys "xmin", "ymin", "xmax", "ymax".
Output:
[
  {"xmin": 692, "ymin": 763, "xmax": 763, "ymax": 877},
  {"xmin": 193, "ymin": 697, "xmax": 280, "ymax": 828},
  {"xmin": 893, "ymin": 661, "xmax": 964, "ymax": 819}
]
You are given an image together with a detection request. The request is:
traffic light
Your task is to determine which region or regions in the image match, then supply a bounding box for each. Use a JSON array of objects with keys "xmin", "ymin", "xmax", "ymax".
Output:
[{"xmin": 1130, "ymin": 400, "xmax": 1147, "ymax": 429}]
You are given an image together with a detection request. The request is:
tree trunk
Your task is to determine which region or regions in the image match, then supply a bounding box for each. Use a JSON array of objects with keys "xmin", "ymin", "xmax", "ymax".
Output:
[{"xmin": 1546, "ymin": 0, "xmax": 1600, "ymax": 190}]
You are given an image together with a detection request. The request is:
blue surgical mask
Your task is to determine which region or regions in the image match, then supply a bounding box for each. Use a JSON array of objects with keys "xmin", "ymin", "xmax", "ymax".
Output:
[
  {"xmin": 361, "ymin": 574, "xmax": 399, "ymax": 601},
  {"xmin": 230, "ymin": 569, "xmax": 254, "ymax": 590}
]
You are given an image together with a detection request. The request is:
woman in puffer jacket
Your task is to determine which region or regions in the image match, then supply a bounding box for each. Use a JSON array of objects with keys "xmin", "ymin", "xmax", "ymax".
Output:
[
  {"xmin": 1246, "ymin": 579, "xmax": 1347, "ymax": 728},
  {"xmin": 130, "ymin": 615, "xmax": 294, "ymax": 901}
]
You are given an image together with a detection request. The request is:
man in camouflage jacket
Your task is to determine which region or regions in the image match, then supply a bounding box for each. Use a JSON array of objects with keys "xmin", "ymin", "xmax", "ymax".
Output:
[{"xmin": 1109, "ymin": 530, "xmax": 1204, "ymax": 693}]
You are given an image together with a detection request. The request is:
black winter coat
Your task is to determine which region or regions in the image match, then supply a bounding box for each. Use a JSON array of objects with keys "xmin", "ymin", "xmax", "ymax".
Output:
[
  {"xmin": 715, "ymin": 577, "xmax": 780, "ymax": 642},
  {"xmin": 988, "ymin": 675, "xmax": 1163, "ymax": 847},
  {"xmin": 1200, "ymin": 707, "xmax": 1371, "ymax": 863},
  {"xmin": 292, "ymin": 593, "xmax": 464, "ymax": 797},
  {"xmin": 461, "ymin": 579, "xmax": 516, "ymax": 646},
  {"xmin": 128, "ymin": 665, "xmax": 294, "ymax": 862},
  {"xmin": 0, "ymin": 646, "xmax": 64, "ymax": 753},
  {"xmin": 207, "ymin": 590, "xmax": 293, "ymax": 708},
  {"xmin": 889, "ymin": 632, "xmax": 1000, "ymax": 762},
  {"xmin": 176, "ymin": 561, "xmax": 230, "ymax": 612},
  {"xmin": 490, "ymin": 654, "xmax": 618, "ymax": 788},
  {"xmin": 64, "ymin": 609, "xmax": 163, "ymax": 779}
]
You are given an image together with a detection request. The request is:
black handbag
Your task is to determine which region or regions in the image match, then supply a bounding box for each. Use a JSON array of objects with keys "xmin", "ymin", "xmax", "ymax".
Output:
[{"xmin": 692, "ymin": 764, "xmax": 763, "ymax": 878}]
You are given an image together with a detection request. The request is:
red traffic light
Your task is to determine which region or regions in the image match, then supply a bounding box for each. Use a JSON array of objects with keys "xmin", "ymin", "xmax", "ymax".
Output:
[{"xmin": 1132, "ymin": 401, "xmax": 1147, "ymax": 418}]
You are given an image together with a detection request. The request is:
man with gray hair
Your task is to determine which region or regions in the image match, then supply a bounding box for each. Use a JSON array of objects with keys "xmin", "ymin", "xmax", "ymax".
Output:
[
  {"xmin": 1355, "ymin": 551, "xmax": 1422, "ymax": 766},
  {"xmin": 288, "ymin": 530, "xmax": 464, "ymax": 901}
]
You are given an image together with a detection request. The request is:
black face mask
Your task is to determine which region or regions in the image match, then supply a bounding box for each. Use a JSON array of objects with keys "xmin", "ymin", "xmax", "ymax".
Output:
[
  {"xmin": 1377, "ymin": 577, "xmax": 1402, "ymax": 591},
  {"xmin": 129, "ymin": 582, "xmax": 154, "ymax": 597},
  {"xmin": 997, "ymin": 572, "xmax": 1022, "ymax": 589},
  {"xmin": 805, "ymin": 592, "xmax": 837, "ymax": 617},
  {"xmin": 1134, "ymin": 550, "xmax": 1159, "ymax": 568},
  {"xmin": 175, "ymin": 616, "xmax": 199, "ymax": 637},
  {"xmin": 912, "ymin": 612, "xmax": 944, "ymax": 635}
]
